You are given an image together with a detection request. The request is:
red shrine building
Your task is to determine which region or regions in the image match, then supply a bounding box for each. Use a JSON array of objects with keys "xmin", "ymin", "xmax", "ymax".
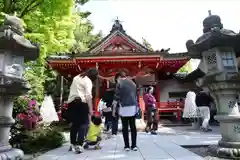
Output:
[{"xmin": 47, "ymin": 20, "xmax": 195, "ymax": 121}]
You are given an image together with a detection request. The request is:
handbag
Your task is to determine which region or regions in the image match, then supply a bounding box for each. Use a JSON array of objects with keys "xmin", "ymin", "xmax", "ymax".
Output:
[{"xmin": 135, "ymin": 104, "xmax": 142, "ymax": 119}]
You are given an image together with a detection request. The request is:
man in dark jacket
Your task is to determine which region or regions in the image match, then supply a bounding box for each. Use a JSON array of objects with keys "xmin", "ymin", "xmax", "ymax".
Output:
[
  {"xmin": 102, "ymin": 84, "xmax": 119, "ymax": 136},
  {"xmin": 195, "ymin": 90, "xmax": 213, "ymax": 132}
]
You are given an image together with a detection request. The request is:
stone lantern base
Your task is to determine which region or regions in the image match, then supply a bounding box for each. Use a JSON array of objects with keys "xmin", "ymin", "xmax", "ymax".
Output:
[
  {"xmin": 208, "ymin": 144, "xmax": 240, "ymax": 159},
  {"xmin": 0, "ymin": 97, "xmax": 25, "ymax": 160},
  {"xmin": 0, "ymin": 148, "xmax": 24, "ymax": 160}
]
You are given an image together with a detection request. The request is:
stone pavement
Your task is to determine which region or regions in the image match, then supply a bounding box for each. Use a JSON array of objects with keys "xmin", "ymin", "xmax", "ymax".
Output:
[{"xmin": 34, "ymin": 126, "xmax": 221, "ymax": 160}]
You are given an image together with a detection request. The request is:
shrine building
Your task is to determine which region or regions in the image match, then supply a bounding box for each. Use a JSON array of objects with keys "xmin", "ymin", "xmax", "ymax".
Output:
[{"xmin": 47, "ymin": 20, "xmax": 196, "ymax": 121}]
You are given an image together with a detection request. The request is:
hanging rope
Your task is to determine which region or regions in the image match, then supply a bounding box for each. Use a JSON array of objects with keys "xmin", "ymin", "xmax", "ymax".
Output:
[{"xmin": 98, "ymin": 73, "xmax": 152, "ymax": 80}]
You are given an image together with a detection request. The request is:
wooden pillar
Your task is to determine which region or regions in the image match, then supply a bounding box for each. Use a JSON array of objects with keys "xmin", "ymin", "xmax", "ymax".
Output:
[
  {"xmin": 60, "ymin": 75, "xmax": 64, "ymax": 106},
  {"xmin": 95, "ymin": 78, "xmax": 100, "ymax": 115},
  {"xmin": 155, "ymin": 73, "xmax": 161, "ymax": 121},
  {"xmin": 95, "ymin": 63, "xmax": 100, "ymax": 115},
  {"xmin": 138, "ymin": 84, "xmax": 145, "ymax": 120},
  {"xmin": 106, "ymin": 80, "xmax": 109, "ymax": 89},
  {"xmin": 156, "ymin": 83, "xmax": 160, "ymax": 102}
]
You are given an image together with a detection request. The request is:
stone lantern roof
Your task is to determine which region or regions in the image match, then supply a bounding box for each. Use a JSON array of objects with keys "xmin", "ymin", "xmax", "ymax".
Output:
[
  {"xmin": 0, "ymin": 14, "xmax": 40, "ymax": 61},
  {"xmin": 186, "ymin": 10, "xmax": 240, "ymax": 57}
]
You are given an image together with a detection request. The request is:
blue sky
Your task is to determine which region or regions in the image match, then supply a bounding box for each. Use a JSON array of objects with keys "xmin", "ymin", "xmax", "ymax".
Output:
[{"xmin": 81, "ymin": 0, "xmax": 240, "ymax": 69}]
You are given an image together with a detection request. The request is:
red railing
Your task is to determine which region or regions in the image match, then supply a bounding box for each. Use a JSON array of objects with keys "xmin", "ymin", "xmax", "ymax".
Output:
[
  {"xmin": 156, "ymin": 101, "xmax": 184, "ymax": 121},
  {"xmin": 157, "ymin": 101, "xmax": 184, "ymax": 110}
]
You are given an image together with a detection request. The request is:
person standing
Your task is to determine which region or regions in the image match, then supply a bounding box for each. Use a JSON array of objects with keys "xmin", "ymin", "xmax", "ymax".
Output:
[
  {"xmin": 182, "ymin": 91, "xmax": 200, "ymax": 127},
  {"xmin": 102, "ymin": 83, "xmax": 119, "ymax": 136},
  {"xmin": 143, "ymin": 86, "xmax": 158, "ymax": 134},
  {"xmin": 67, "ymin": 68, "xmax": 98, "ymax": 153},
  {"xmin": 112, "ymin": 72, "xmax": 138, "ymax": 151},
  {"xmin": 195, "ymin": 90, "xmax": 213, "ymax": 132},
  {"xmin": 102, "ymin": 88, "xmax": 114, "ymax": 132}
]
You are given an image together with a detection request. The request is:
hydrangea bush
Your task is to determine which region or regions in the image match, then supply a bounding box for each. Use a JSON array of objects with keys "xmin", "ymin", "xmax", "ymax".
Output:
[{"xmin": 10, "ymin": 95, "xmax": 65, "ymax": 154}]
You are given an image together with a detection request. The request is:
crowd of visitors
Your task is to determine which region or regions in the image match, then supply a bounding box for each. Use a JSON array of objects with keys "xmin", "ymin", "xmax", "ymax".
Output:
[
  {"xmin": 66, "ymin": 69, "xmax": 140, "ymax": 154},
  {"xmin": 64, "ymin": 67, "xmax": 217, "ymax": 154}
]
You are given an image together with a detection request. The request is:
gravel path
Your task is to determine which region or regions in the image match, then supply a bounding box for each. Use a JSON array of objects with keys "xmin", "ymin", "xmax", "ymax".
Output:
[{"xmin": 186, "ymin": 147, "xmax": 231, "ymax": 160}]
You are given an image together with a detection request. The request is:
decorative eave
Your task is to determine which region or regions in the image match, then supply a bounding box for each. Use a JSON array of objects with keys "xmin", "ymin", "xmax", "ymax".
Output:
[
  {"xmin": 88, "ymin": 30, "xmax": 148, "ymax": 54},
  {"xmin": 88, "ymin": 19, "xmax": 149, "ymax": 54},
  {"xmin": 47, "ymin": 52, "xmax": 189, "ymax": 65}
]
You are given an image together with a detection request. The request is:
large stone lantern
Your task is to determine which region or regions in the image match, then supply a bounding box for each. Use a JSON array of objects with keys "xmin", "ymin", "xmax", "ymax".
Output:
[
  {"xmin": 186, "ymin": 11, "xmax": 240, "ymax": 159},
  {"xmin": 0, "ymin": 15, "xmax": 39, "ymax": 159}
]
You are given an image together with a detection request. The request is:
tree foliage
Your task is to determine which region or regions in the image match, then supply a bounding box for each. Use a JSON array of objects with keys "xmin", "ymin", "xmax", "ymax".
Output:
[
  {"xmin": 0, "ymin": 0, "xmax": 101, "ymax": 102},
  {"xmin": 142, "ymin": 37, "xmax": 153, "ymax": 51},
  {"xmin": 71, "ymin": 18, "xmax": 102, "ymax": 52},
  {"xmin": 178, "ymin": 61, "xmax": 192, "ymax": 73}
]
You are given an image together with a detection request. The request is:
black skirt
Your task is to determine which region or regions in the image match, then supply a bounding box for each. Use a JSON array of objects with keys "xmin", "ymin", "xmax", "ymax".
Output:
[{"xmin": 67, "ymin": 99, "xmax": 89, "ymax": 125}]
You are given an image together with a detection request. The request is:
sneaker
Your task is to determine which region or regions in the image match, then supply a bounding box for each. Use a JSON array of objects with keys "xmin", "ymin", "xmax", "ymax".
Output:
[
  {"xmin": 94, "ymin": 144, "xmax": 102, "ymax": 150},
  {"xmin": 200, "ymin": 127, "xmax": 212, "ymax": 132},
  {"xmin": 75, "ymin": 145, "xmax": 83, "ymax": 154},
  {"xmin": 131, "ymin": 146, "xmax": 138, "ymax": 151},
  {"xmin": 151, "ymin": 131, "xmax": 157, "ymax": 135},
  {"xmin": 112, "ymin": 134, "xmax": 117, "ymax": 138},
  {"xmin": 83, "ymin": 142, "xmax": 89, "ymax": 149},
  {"xmin": 69, "ymin": 144, "xmax": 75, "ymax": 152},
  {"xmin": 124, "ymin": 147, "xmax": 130, "ymax": 151}
]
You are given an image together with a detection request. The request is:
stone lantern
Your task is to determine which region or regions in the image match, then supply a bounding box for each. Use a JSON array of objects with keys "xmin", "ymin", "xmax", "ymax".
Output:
[
  {"xmin": 0, "ymin": 15, "xmax": 39, "ymax": 159},
  {"xmin": 186, "ymin": 11, "xmax": 240, "ymax": 159}
]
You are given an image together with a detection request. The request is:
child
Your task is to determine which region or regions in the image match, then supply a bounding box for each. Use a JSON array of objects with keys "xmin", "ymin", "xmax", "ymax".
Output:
[{"xmin": 84, "ymin": 115, "xmax": 103, "ymax": 149}]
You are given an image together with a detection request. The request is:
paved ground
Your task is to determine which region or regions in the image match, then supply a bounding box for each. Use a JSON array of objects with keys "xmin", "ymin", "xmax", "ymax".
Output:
[{"xmin": 34, "ymin": 126, "xmax": 221, "ymax": 160}]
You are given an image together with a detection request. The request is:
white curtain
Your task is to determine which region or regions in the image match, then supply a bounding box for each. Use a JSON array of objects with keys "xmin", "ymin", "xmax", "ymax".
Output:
[
  {"xmin": 40, "ymin": 95, "xmax": 59, "ymax": 123},
  {"xmin": 183, "ymin": 91, "xmax": 199, "ymax": 118}
]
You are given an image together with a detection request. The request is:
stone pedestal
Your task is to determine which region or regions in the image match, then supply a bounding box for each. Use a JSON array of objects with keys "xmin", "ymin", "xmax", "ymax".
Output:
[
  {"xmin": 0, "ymin": 97, "xmax": 24, "ymax": 160},
  {"xmin": 207, "ymin": 82, "xmax": 240, "ymax": 158}
]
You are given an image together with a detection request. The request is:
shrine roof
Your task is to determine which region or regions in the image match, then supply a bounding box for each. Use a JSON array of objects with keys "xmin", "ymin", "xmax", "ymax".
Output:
[
  {"xmin": 88, "ymin": 19, "xmax": 148, "ymax": 53},
  {"xmin": 47, "ymin": 19, "xmax": 189, "ymax": 62}
]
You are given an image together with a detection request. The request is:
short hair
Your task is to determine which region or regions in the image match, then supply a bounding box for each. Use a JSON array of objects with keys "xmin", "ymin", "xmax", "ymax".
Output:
[
  {"xmin": 92, "ymin": 115, "xmax": 102, "ymax": 126},
  {"xmin": 114, "ymin": 71, "xmax": 126, "ymax": 83}
]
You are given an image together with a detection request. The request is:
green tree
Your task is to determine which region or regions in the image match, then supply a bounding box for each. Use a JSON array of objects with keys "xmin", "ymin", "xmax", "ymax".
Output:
[
  {"xmin": 142, "ymin": 37, "xmax": 153, "ymax": 51},
  {"xmin": 71, "ymin": 18, "xmax": 102, "ymax": 52},
  {"xmin": 178, "ymin": 60, "xmax": 192, "ymax": 73},
  {"xmin": 0, "ymin": 0, "xmax": 100, "ymax": 102}
]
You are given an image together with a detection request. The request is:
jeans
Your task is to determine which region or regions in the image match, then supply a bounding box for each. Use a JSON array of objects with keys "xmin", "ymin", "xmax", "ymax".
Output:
[
  {"xmin": 70, "ymin": 123, "xmax": 89, "ymax": 146},
  {"xmin": 104, "ymin": 112, "xmax": 112, "ymax": 131},
  {"xmin": 199, "ymin": 106, "xmax": 210, "ymax": 129},
  {"xmin": 145, "ymin": 106, "xmax": 158, "ymax": 131},
  {"xmin": 112, "ymin": 116, "xmax": 119, "ymax": 135},
  {"xmin": 121, "ymin": 116, "xmax": 137, "ymax": 148},
  {"xmin": 68, "ymin": 99, "xmax": 89, "ymax": 146}
]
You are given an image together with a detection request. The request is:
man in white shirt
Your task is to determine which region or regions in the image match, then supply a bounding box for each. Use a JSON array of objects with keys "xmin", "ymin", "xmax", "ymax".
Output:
[{"xmin": 67, "ymin": 68, "xmax": 98, "ymax": 154}]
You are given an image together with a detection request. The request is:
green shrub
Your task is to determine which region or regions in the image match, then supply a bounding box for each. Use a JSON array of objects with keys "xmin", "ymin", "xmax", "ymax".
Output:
[
  {"xmin": 11, "ymin": 126, "xmax": 65, "ymax": 154},
  {"xmin": 49, "ymin": 121, "xmax": 70, "ymax": 131}
]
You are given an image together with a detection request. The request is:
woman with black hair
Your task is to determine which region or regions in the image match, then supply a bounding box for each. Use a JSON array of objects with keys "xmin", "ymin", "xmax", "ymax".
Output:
[
  {"xmin": 143, "ymin": 86, "xmax": 158, "ymax": 134},
  {"xmin": 112, "ymin": 71, "xmax": 138, "ymax": 151},
  {"xmin": 67, "ymin": 68, "xmax": 98, "ymax": 154}
]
